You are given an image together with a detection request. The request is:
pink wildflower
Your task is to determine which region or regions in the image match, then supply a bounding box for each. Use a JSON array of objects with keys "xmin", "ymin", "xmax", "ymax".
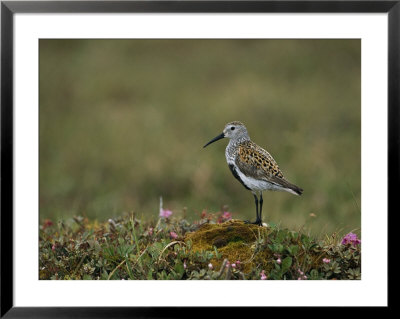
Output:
[
  {"xmin": 52, "ymin": 244, "xmax": 56, "ymax": 251},
  {"xmin": 341, "ymin": 232, "xmax": 361, "ymax": 246},
  {"xmin": 231, "ymin": 263, "xmax": 236, "ymax": 268},
  {"xmin": 208, "ymin": 263, "xmax": 213, "ymax": 269},
  {"xmin": 184, "ymin": 260, "xmax": 187, "ymax": 269},
  {"xmin": 276, "ymin": 258, "xmax": 282, "ymax": 264},
  {"xmin": 160, "ymin": 209, "xmax": 173, "ymax": 219},
  {"xmin": 217, "ymin": 211, "xmax": 232, "ymax": 223},
  {"xmin": 260, "ymin": 270, "xmax": 267, "ymax": 280},
  {"xmin": 322, "ymin": 258, "xmax": 331, "ymax": 264},
  {"xmin": 169, "ymin": 231, "xmax": 178, "ymax": 239},
  {"xmin": 43, "ymin": 219, "xmax": 53, "ymax": 230}
]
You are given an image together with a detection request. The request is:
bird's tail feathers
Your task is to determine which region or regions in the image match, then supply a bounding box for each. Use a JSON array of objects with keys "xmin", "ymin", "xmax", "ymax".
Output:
[
  {"xmin": 285, "ymin": 186, "xmax": 303, "ymax": 196},
  {"xmin": 280, "ymin": 178, "xmax": 303, "ymax": 196},
  {"xmin": 267, "ymin": 175, "xmax": 303, "ymax": 196}
]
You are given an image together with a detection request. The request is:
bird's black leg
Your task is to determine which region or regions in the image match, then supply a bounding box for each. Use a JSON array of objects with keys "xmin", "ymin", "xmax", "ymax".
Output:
[
  {"xmin": 253, "ymin": 193, "xmax": 259, "ymax": 222},
  {"xmin": 258, "ymin": 193, "xmax": 264, "ymax": 226},
  {"xmin": 245, "ymin": 193, "xmax": 261, "ymax": 225}
]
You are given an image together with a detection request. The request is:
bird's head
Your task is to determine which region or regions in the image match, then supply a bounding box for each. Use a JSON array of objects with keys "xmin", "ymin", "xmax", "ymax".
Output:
[{"xmin": 203, "ymin": 121, "xmax": 249, "ymax": 148}]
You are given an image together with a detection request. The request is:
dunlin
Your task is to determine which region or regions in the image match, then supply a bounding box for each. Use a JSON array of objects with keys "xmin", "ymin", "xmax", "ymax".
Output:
[{"xmin": 204, "ymin": 121, "xmax": 303, "ymax": 226}]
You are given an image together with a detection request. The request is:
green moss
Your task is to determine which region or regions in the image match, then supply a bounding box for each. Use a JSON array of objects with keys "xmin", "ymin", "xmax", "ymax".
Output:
[{"xmin": 184, "ymin": 219, "xmax": 272, "ymax": 273}]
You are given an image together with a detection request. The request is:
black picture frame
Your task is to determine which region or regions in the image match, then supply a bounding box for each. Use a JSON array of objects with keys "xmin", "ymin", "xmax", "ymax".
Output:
[{"xmin": 1, "ymin": 0, "xmax": 396, "ymax": 317}]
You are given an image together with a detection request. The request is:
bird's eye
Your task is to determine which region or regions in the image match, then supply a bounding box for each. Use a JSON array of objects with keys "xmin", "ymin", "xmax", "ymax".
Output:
[{"xmin": 231, "ymin": 127, "xmax": 235, "ymax": 131}]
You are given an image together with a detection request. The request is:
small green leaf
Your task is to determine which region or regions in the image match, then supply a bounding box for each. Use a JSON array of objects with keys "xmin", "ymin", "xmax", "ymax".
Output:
[
  {"xmin": 288, "ymin": 245, "xmax": 299, "ymax": 256},
  {"xmin": 174, "ymin": 261, "xmax": 185, "ymax": 278},
  {"xmin": 281, "ymin": 257, "xmax": 292, "ymax": 274}
]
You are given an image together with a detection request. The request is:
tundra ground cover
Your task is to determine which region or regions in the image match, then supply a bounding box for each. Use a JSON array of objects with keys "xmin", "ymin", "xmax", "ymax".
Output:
[{"xmin": 39, "ymin": 210, "xmax": 361, "ymax": 280}]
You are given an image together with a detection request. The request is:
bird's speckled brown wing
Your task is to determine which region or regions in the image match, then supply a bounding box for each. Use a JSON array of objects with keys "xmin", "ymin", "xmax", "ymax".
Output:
[
  {"xmin": 235, "ymin": 141, "xmax": 303, "ymax": 194},
  {"xmin": 235, "ymin": 140, "xmax": 284, "ymax": 180}
]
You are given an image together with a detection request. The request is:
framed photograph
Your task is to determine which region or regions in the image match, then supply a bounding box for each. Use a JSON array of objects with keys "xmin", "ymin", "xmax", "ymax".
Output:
[{"xmin": 1, "ymin": 0, "xmax": 395, "ymax": 316}]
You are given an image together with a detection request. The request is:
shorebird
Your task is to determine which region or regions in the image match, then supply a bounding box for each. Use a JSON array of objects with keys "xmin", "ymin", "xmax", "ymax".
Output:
[{"xmin": 203, "ymin": 121, "xmax": 303, "ymax": 226}]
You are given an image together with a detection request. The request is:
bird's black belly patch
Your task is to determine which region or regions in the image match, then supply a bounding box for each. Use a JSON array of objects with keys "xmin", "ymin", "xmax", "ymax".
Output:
[{"xmin": 228, "ymin": 164, "xmax": 251, "ymax": 190}]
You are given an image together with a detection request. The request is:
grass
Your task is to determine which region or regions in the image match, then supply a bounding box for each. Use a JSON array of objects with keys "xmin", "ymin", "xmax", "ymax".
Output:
[
  {"xmin": 39, "ymin": 39, "xmax": 361, "ymax": 236},
  {"xmin": 39, "ymin": 211, "xmax": 361, "ymax": 280}
]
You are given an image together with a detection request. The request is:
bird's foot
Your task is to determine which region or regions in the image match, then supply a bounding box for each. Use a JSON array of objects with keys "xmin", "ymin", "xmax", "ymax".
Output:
[{"xmin": 244, "ymin": 219, "xmax": 263, "ymax": 227}]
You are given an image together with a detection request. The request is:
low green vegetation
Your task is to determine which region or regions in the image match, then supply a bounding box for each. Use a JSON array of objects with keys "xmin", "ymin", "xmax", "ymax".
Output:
[{"xmin": 39, "ymin": 212, "xmax": 361, "ymax": 280}]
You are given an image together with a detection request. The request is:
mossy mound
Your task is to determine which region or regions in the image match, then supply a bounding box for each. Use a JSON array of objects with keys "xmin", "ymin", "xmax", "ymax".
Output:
[{"xmin": 184, "ymin": 219, "xmax": 271, "ymax": 273}]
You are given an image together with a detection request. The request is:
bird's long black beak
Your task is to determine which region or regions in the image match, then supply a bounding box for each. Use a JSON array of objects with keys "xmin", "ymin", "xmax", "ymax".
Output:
[{"xmin": 203, "ymin": 132, "xmax": 225, "ymax": 148}]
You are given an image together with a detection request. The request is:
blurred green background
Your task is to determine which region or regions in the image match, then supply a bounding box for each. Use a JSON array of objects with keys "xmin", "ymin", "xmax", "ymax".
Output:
[{"xmin": 39, "ymin": 39, "xmax": 360, "ymax": 235}]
